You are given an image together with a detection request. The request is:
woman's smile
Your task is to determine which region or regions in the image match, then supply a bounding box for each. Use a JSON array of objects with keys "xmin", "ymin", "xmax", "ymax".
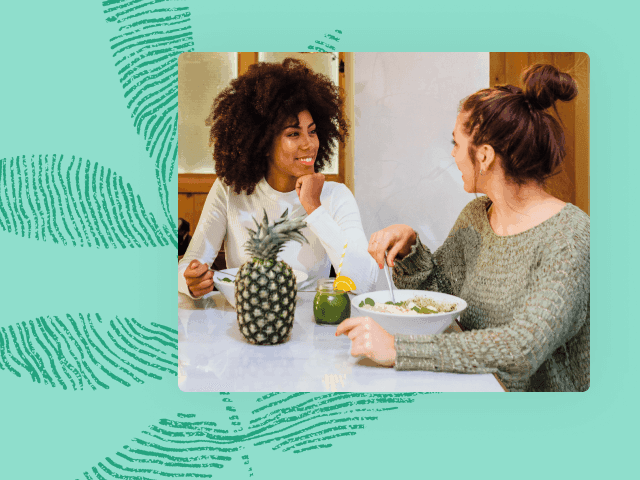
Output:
[{"xmin": 297, "ymin": 156, "xmax": 315, "ymax": 166}]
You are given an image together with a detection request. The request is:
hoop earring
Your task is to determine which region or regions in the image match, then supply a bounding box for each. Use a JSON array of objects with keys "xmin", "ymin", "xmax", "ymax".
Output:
[{"xmin": 480, "ymin": 169, "xmax": 484, "ymax": 176}]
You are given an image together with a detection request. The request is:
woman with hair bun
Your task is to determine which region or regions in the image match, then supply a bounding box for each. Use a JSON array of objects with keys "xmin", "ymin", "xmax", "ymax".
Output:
[
  {"xmin": 337, "ymin": 64, "xmax": 590, "ymax": 392},
  {"xmin": 179, "ymin": 57, "xmax": 377, "ymax": 298}
]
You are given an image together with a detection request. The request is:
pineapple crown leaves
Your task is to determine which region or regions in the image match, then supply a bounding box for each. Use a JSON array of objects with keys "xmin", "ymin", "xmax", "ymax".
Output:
[{"xmin": 244, "ymin": 208, "xmax": 309, "ymax": 260}]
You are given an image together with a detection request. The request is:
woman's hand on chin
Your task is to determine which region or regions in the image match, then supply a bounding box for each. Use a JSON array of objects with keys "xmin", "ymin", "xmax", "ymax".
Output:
[
  {"xmin": 335, "ymin": 317, "xmax": 397, "ymax": 367},
  {"xmin": 295, "ymin": 173, "xmax": 324, "ymax": 214}
]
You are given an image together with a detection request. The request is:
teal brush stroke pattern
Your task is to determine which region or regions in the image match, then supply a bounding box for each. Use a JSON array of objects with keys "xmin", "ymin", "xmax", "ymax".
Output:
[
  {"xmin": 102, "ymin": 0, "xmax": 195, "ymax": 242},
  {"xmin": 79, "ymin": 413, "xmax": 236, "ymax": 479},
  {"xmin": 308, "ymin": 29, "xmax": 341, "ymax": 52},
  {"xmin": 0, "ymin": 154, "xmax": 171, "ymax": 247},
  {"xmin": 0, "ymin": 314, "xmax": 177, "ymax": 389},
  {"xmin": 219, "ymin": 392, "xmax": 253, "ymax": 477},
  {"xmin": 80, "ymin": 393, "xmax": 428, "ymax": 479},
  {"xmin": 247, "ymin": 392, "xmax": 425, "ymax": 454}
]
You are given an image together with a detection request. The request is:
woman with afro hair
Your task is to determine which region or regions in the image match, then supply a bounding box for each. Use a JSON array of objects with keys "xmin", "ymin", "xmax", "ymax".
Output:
[{"xmin": 179, "ymin": 57, "xmax": 378, "ymax": 299}]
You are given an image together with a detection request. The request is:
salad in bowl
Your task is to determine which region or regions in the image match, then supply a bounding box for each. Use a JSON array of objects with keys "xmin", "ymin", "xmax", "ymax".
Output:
[{"xmin": 351, "ymin": 289, "xmax": 467, "ymax": 335}]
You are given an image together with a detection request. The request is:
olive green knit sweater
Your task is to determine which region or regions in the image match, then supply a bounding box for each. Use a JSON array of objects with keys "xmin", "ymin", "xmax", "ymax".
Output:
[{"xmin": 392, "ymin": 196, "xmax": 590, "ymax": 392}]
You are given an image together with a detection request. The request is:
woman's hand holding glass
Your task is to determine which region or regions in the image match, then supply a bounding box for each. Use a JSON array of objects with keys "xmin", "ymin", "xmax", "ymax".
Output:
[
  {"xmin": 335, "ymin": 317, "xmax": 396, "ymax": 367},
  {"xmin": 184, "ymin": 259, "xmax": 214, "ymax": 298},
  {"xmin": 368, "ymin": 225, "xmax": 417, "ymax": 268}
]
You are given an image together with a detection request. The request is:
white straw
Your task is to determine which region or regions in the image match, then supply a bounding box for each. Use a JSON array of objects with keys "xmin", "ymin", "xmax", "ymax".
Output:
[{"xmin": 336, "ymin": 242, "xmax": 348, "ymax": 278}]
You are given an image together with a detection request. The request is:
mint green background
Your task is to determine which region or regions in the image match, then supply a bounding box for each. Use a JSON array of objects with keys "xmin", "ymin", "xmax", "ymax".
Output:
[{"xmin": 0, "ymin": 0, "xmax": 633, "ymax": 478}]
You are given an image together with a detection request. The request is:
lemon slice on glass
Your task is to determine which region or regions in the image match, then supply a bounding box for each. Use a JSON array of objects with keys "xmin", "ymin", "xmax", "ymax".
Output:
[{"xmin": 333, "ymin": 276, "xmax": 356, "ymax": 292}]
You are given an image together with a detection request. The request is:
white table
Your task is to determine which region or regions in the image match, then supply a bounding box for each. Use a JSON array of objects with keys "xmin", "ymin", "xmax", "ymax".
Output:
[{"xmin": 178, "ymin": 291, "xmax": 505, "ymax": 392}]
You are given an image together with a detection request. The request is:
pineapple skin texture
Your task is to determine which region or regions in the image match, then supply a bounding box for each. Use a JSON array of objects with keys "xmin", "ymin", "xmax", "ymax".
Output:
[{"xmin": 235, "ymin": 259, "xmax": 297, "ymax": 345}]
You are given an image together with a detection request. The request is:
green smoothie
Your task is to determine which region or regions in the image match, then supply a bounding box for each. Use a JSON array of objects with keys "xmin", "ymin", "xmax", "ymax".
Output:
[{"xmin": 313, "ymin": 289, "xmax": 351, "ymax": 325}]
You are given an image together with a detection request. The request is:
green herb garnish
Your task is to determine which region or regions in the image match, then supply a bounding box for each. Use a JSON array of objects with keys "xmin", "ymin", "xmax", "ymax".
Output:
[
  {"xmin": 411, "ymin": 306, "xmax": 438, "ymax": 314},
  {"xmin": 360, "ymin": 298, "xmax": 376, "ymax": 308},
  {"xmin": 221, "ymin": 277, "xmax": 232, "ymax": 283}
]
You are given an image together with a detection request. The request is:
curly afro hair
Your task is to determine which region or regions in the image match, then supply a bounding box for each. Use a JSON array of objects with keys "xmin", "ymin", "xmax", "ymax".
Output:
[{"xmin": 206, "ymin": 57, "xmax": 349, "ymax": 195}]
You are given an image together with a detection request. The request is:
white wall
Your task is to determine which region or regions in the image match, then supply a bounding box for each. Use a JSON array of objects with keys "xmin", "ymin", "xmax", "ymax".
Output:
[{"xmin": 354, "ymin": 52, "xmax": 489, "ymax": 289}]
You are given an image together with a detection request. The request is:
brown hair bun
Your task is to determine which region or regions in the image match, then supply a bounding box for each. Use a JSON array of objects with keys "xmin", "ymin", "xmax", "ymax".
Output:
[
  {"xmin": 522, "ymin": 64, "xmax": 578, "ymax": 111},
  {"xmin": 460, "ymin": 63, "xmax": 579, "ymax": 186}
]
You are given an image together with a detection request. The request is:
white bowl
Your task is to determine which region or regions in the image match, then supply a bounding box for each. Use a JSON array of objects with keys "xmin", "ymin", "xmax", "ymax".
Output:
[
  {"xmin": 351, "ymin": 289, "xmax": 467, "ymax": 335},
  {"xmin": 212, "ymin": 267, "xmax": 309, "ymax": 308}
]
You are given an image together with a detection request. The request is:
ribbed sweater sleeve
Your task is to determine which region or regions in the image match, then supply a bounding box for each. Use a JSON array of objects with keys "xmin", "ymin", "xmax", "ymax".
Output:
[
  {"xmin": 393, "ymin": 204, "xmax": 472, "ymax": 296},
  {"xmin": 177, "ymin": 179, "xmax": 378, "ymax": 298},
  {"xmin": 305, "ymin": 184, "xmax": 378, "ymax": 293}
]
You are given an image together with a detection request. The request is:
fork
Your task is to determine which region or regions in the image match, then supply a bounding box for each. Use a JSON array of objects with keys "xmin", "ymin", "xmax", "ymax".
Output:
[{"xmin": 383, "ymin": 253, "xmax": 396, "ymax": 304}]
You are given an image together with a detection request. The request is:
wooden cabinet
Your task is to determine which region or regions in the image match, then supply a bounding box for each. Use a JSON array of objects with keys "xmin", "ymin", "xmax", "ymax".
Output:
[
  {"xmin": 178, "ymin": 174, "xmax": 226, "ymax": 268},
  {"xmin": 178, "ymin": 174, "xmax": 215, "ymax": 237}
]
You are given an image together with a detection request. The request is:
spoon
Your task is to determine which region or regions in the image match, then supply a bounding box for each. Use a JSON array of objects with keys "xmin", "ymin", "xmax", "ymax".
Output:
[
  {"xmin": 383, "ymin": 252, "xmax": 396, "ymax": 303},
  {"xmin": 208, "ymin": 266, "xmax": 236, "ymax": 277}
]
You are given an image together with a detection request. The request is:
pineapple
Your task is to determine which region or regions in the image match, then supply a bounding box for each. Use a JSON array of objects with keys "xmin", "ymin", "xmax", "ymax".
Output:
[{"xmin": 235, "ymin": 208, "xmax": 308, "ymax": 345}]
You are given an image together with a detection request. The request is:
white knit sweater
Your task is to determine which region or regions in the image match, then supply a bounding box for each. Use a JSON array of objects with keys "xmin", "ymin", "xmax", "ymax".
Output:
[{"xmin": 178, "ymin": 178, "xmax": 378, "ymax": 298}]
